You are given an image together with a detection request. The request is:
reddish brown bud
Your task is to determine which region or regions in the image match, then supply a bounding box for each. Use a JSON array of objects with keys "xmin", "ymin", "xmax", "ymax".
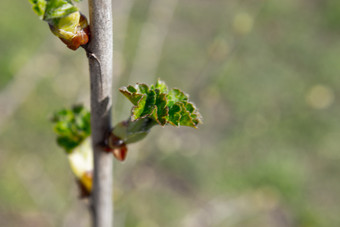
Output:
[
  {"xmin": 112, "ymin": 145, "xmax": 128, "ymax": 161},
  {"xmin": 102, "ymin": 132, "xmax": 129, "ymax": 161}
]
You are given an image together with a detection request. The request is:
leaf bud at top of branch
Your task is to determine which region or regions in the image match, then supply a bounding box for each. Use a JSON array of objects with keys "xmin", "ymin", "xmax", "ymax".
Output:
[{"xmin": 29, "ymin": 0, "xmax": 90, "ymax": 50}]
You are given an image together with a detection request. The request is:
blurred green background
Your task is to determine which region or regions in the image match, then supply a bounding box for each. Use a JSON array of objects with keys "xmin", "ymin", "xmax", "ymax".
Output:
[{"xmin": 1, "ymin": 0, "xmax": 340, "ymax": 226}]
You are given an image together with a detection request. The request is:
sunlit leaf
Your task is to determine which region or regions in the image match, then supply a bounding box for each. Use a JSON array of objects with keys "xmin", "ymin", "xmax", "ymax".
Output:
[
  {"xmin": 44, "ymin": 0, "xmax": 78, "ymax": 21},
  {"xmin": 119, "ymin": 79, "xmax": 202, "ymax": 129}
]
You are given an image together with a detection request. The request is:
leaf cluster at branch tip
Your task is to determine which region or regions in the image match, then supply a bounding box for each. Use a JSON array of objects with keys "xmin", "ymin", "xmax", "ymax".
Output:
[
  {"xmin": 51, "ymin": 105, "xmax": 90, "ymax": 153},
  {"xmin": 119, "ymin": 79, "xmax": 202, "ymax": 128}
]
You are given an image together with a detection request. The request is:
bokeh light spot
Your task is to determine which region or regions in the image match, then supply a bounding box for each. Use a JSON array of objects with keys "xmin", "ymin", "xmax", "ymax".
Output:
[
  {"xmin": 233, "ymin": 12, "xmax": 253, "ymax": 35},
  {"xmin": 306, "ymin": 85, "xmax": 334, "ymax": 109}
]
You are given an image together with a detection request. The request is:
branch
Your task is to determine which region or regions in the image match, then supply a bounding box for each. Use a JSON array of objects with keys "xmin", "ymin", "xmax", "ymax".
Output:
[{"xmin": 87, "ymin": 0, "xmax": 114, "ymax": 226}]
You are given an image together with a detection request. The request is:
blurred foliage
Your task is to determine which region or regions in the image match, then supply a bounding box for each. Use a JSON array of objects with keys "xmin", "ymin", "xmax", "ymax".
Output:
[
  {"xmin": 1, "ymin": 0, "xmax": 340, "ymax": 226},
  {"xmin": 51, "ymin": 105, "xmax": 90, "ymax": 153}
]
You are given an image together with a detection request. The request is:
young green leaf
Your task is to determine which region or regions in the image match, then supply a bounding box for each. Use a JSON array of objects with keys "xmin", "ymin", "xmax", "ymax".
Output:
[
  {"xmin": 44, "ymin": 0, "xmax": 78, "ymax": 21},
  {"xmin": 153, "ymin": 91, "xmax": 168, "ymax": 126},
  {"xmin": 30, "ymin": 0, "xmax": 81, "ymax": 20},
  {"xmin": 150, "ymin": 79, "xmax": 168, "ymax": 93},
  {"xmin": 29, "ymin": 0, "xmax": 47, "ymax": 19},
  {"xmin": 119, "ymin": 79, "xmax": 202, "ymax": 129},
  {"xmin": 167, "ymin": 88, "xmax": 188, "ymax": 106}
]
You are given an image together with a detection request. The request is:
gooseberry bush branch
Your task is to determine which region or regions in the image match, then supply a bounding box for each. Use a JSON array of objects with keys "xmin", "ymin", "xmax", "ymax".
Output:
[
  {"xmin": 29, "ymin": 0, "xmax": 202, "ymax": 227},
  {"xmin": 86, "ymin": 0, "xmax": 114, "ymax": 226}
]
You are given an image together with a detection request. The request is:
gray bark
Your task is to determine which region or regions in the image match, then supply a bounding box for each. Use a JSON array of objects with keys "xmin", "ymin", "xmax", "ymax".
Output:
[{"xmin": 87, "ymin": 0, "xmax": 114, "ymax": 226}]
